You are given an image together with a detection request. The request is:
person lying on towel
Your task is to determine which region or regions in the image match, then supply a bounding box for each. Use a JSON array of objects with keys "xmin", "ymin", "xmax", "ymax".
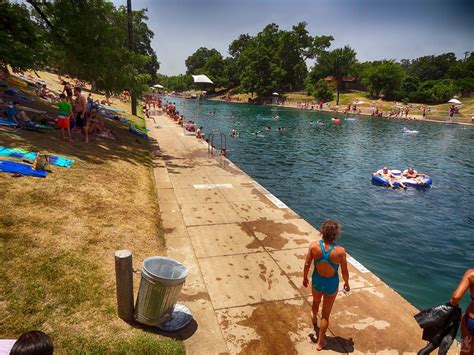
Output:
[{"xmin": 10, "ymin": 102, "xmax": 37, "ymax": 130}]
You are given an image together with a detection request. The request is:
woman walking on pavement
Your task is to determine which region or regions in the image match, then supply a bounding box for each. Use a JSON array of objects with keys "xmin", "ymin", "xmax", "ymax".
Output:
[{"xmin": 303, "ymin": 219, "xmax": 350, "ymax": 350}]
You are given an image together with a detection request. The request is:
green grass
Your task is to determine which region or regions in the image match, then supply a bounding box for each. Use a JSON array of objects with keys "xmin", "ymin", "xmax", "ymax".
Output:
[
  {"xmin": 54, "ymin": 333, "xmax": 185, "ymax": 354},
  {"xmin": 0, "ymin": 70, "xmax": 183, "ymax": 353}
]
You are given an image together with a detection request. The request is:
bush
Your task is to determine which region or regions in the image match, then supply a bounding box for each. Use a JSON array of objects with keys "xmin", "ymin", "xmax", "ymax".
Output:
[{"xmin": 308, "ymin": 79, "xmax": 334, "ymax": 101}]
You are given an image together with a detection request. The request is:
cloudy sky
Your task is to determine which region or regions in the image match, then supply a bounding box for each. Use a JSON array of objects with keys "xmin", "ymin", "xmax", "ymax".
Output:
[{"xmin": 112, "ymin": 0, "xmax": 473, "ymax": 75}]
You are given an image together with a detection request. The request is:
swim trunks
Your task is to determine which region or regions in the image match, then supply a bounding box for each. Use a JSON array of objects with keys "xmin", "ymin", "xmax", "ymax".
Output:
[
  {"xmin": 57, "ymin": 115, "xmax": 70, "ymax": 129},
  {"xmin": 75, "ymin": 112, "xmax": 86, "ymax": 128}
]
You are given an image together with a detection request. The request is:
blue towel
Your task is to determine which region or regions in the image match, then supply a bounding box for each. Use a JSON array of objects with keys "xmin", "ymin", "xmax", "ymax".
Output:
[
  {"xmin": 0, "ymin": 160, "xmax": 47, "ymax": 177},
  {"xmin": 0, "ymin": 146, "xmax": 75, "ymax": 168},
  {"xmin": 0, "ymin": 119, "xmax": 17, "ymax": 127},
  {"xmin": 99, "ymin": 105, "xmax": 125, "ymax": 113},
  {"xmin": 129, "ymin": 124, "xmax": 148, "ymax": 138}
]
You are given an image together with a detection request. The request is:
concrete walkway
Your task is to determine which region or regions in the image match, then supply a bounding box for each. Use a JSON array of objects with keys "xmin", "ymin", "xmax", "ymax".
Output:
[{"xmin": 146, "ymin": 113, "xmax": 456, "ymax": 354}]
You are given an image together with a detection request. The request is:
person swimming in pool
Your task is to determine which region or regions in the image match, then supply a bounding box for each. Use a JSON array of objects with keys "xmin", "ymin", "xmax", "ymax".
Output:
[
  {"xmin": 303, "ymin": 220, "xmax": 350, "ymax": 351},
  {"xmin": 374, "ymin": 167, "xmax": 407, "ymax": 189},
  {"xmin": 450, "ymin": 269, "xmax": 474, "ymax": 354},
  {"xmin": 273, "ymin": 113, "xmax": 280, "ymax": 120}
]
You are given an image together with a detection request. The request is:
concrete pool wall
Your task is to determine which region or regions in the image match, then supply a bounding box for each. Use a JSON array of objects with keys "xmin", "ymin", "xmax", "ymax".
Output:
[{"xmin": 146, "ymin": 113, "xmax": 458, "ymax": 354}]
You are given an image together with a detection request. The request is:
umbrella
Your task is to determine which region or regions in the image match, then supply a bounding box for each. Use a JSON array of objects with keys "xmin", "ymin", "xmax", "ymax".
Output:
[
  {"xmin": 153, "ymin": 84, "xmax": 164, "ymax": 89},
  {"xmin": 272, "ymin": 92, "xmax": 279, "ymax": 96},
  {"xmin": 448, "ymin": 98, "xmax": 462, "ymax": 104},
  {"xmin": 192, "ymin": 75, "xmax": 213, "ymax": 84}
]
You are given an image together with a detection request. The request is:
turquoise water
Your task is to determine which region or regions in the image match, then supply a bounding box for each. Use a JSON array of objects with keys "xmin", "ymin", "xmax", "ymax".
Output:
[{"xmin": 170, "ymin": 97, "xmax": 473, "ymax": 310}]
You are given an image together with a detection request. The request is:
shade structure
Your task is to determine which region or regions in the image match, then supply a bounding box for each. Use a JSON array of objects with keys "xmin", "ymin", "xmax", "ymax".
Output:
[
  {"xmin": 192, "ymin": 75, "xmax": 213, "ymax": 84},
  {"xmin": 153, "ymin": 84, "xmax": 164, "ymax": 89},
  {"xmin": 272, "ymin": 92, "xmax": 279, "ymax": 96},
  {"xmin": 448, "ymin": 98, "xmax": 462, "ymax": 104}
]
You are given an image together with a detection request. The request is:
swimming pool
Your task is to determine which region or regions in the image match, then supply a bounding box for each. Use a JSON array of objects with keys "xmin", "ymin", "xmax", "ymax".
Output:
[{"xmin": 170, "ymin": 97, "xmax": 474, "ymax": 310}]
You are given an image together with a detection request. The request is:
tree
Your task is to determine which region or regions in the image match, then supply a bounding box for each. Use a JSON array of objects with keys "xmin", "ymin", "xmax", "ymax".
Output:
[
  {"xmin": 31, "ymin": 0, "xmax": 156, "ymax": 97},
  {"xmin": 0, "ymin": 2, "xmax": 49, "ymax": 72},
  {"xmin": 185, "ymin": 47, "xmax": 227, "ymax": 90},
  {"xmin": 230, "ymin": 23, "xmax": 333, "ymax": 95},
  {"xmin": 311, "ymin": 46, "xmax": 357, "ymax": 105},
  {"xmin": 307, "ymin": 79, "xmax": 334, "ymax": 101},
  {"xmin": 406, "ymin": 53, "xmax": 457, "ymax": 81},
  {"xmin": 361, "ymin": 61, "xmax": 405, "ymax": 99}
]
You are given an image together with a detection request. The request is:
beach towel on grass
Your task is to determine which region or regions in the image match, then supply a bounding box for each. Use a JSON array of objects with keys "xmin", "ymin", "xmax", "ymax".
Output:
[
  {"xmin": 0, "ymin": 119, "xmax": 17, "ymax": 127},
  {"xmin": 0, "ymin": 146, "xmax": 75, "ymax": 168},
  {"xmin": 129, "ymin": 123, "xmax": 148, "ymax": 138},
  {"xmin": 0, "ymin": 160, "xmax": 47, "ymax": 177}
]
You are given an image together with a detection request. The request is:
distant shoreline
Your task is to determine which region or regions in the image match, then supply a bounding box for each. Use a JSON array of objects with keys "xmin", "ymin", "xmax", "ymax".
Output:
[{"xmin": 207, "ymin": 97, "xmax": 473, "ymax": 126}]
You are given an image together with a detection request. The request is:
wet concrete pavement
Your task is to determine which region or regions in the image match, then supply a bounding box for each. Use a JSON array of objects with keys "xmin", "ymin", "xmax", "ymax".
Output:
[{"xmin": 146, "ymin": 113, "xmax": 458, "ymax": 354}]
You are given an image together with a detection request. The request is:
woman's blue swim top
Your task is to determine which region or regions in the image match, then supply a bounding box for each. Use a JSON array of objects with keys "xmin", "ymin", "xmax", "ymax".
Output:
[{"xmin": 312, "ymin": 240, "xmax": 339, "ymax": 295}]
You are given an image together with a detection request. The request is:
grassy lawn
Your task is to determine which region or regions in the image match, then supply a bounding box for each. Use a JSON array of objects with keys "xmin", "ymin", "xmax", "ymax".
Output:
[{"xmin": 0, "ymin": 72, "xmax": 184, "ymax": 353}]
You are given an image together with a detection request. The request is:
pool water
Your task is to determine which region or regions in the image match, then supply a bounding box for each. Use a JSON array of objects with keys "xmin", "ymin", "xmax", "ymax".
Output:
[{"xmin": 170, "ymin": 97, "xmax": 474, "ymax": 310}]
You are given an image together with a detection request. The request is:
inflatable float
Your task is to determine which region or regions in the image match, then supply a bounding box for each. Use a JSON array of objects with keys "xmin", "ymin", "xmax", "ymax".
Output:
[
  {"xmin": 402, "ymin": 127, "xmax": 419, "ymax": 134},
  {"xmin": 371, "ymin": 169, "xmax": 432, "ymax": 188}
]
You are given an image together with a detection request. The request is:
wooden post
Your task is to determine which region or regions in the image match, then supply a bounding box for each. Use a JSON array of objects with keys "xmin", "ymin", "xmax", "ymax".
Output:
[{"xmin": 115, "ymin": 250, "xmax": 135, "ymax": 322}]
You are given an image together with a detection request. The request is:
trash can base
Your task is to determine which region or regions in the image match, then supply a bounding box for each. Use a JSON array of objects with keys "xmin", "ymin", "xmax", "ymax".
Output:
[{"xmin": 157, "ymin": 304, "xmax": 193, "ymax": 332}]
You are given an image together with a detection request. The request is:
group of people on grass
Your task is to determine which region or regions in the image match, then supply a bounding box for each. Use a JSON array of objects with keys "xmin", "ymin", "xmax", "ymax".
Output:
[
  {"xmin": 304, "ymin": 220, "xmax": 474, "ymax": 352},
  {"xmin": 50, "ymin": 86, "xmax": 108, "ymax": 143}
]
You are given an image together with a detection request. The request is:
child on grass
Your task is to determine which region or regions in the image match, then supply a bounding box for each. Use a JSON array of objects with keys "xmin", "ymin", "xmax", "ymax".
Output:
[{"xmin": 53, "ymin": 94, "xmax": 73, "ymax": 141}]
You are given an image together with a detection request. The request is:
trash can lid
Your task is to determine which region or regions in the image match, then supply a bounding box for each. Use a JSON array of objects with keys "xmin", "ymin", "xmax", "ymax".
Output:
[{"xmin": 143, "ymin": 256, "xmax": 188, "ymax": 281}]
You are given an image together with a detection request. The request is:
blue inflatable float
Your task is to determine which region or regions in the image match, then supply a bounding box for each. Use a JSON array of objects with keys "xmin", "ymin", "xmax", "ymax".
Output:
[{"xmin": 371, "ymin": 169, "xmax": 432, "ymax": 188}]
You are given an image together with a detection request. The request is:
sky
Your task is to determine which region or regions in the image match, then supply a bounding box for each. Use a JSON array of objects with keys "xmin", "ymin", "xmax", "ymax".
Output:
[{"xmin": 112, "ymin": 0, "xmax": 474, "ymax": 76}]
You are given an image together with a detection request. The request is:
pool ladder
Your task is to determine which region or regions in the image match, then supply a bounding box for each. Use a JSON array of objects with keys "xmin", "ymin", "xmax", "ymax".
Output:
[{"xmin": 208, "ymin": 130, "xmax": 227, "ymax": 156}]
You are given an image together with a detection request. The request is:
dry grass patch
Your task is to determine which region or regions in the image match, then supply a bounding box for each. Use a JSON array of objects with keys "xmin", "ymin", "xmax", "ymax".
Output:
[{"xmin": 0, "ymin": 107, "xmax": 183, "ymax": 352}]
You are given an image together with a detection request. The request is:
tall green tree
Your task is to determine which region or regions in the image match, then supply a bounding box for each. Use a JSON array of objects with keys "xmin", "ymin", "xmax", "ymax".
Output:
[
  {"xmin": 185, "ymin": 47, "xmax": 227, "ymax": 89},
  {"xmin": 230, "ymin": 22, "xmax": 333, "ymax": 95},
  {"xmin": 310, "ymin": 46, "xmax": 357, "ymax": 105},
  {"xmin": 31, "ymin": 0, "xmax": 156, "ymax": 97},
  {"xmin": 361, "ymin": 60, "xmax": 405, "ymax": 99},
  {"xmin": 0, "ymin": 2, "xmax": 49, "ymax": 72}
]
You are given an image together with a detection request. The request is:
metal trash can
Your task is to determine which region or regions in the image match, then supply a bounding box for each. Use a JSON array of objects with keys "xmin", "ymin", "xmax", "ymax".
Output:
[{"xmin": 135, "ymin": 256, "xmax": 188, "ymax": 326}]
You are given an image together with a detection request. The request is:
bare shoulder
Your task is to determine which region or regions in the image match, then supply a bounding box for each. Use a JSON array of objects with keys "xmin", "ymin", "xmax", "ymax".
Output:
[
  {"xmin": 466, "ymin": 269, "xmax": 474, "ymax": 280},
  {"xmin": 309, "ymin": 241, "xmax": 319, "ymax": 251},
  {"xmin": 335, "ymin": 245, "xmax": 346, "ymax": 255}
]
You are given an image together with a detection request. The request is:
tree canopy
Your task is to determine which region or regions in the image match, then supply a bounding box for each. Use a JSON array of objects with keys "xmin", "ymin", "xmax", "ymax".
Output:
[{"xmin": 1, "ymin": 0, "xmax": 159, "ymax": 98}]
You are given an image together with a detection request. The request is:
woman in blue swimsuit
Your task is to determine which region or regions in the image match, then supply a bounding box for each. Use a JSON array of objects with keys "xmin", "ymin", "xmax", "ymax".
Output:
[
  {"xmin": 303, "ymin": 220, "xmax": 350, "ymax": 351},
  {"xmin": 450, "ymin": 269, "xmax": 474, "ymax": 354}
]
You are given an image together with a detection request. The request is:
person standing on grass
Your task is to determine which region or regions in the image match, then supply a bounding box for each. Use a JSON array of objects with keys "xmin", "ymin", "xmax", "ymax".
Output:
[
  {"xmin": 303, "ymin": 219, "xmax": 350, "ymax": 351},
  {"xmin": 73, "ymin": 87, "xmax": 88, "ymax": 143},
  {"xmin": 53, "ymin": 94, "xmax": 73, "ymax": 141}
]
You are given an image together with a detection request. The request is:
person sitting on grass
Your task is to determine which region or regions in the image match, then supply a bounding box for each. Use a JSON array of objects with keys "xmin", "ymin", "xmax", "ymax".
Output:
[
  {"xmin": 87, "ymin": 107, "xmax": 102, "ymax": 135},
  {"xmin": 36, "ymin": 84, "xmax": 57, "ymax": 101},
  {"xmin": 53, "ymin": 94, "xmax": 73, "ymax": 141},
  {"xmin": 9, "ymin": 102, "xmax": 37, "ymax": 130},
  {"xmin": 374, "ymin": 166, "xmax": 407, "ymax": 189}
]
